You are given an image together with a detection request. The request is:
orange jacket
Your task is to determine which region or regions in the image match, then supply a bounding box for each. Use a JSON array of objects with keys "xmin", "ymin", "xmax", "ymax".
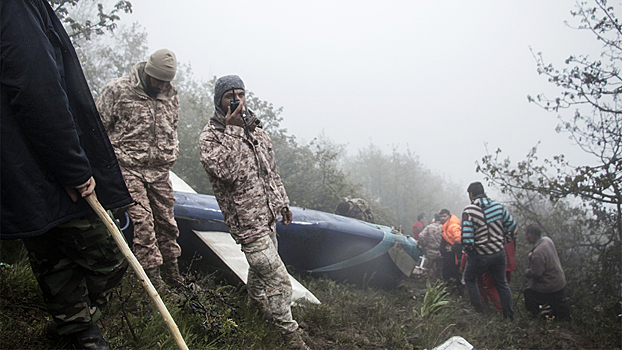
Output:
[{"xmin": 441, "ymin": 214, "xmax": 461, "ymax": 245}]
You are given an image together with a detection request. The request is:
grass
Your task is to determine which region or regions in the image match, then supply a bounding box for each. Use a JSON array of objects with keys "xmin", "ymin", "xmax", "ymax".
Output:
[{"xmin": 1, "ymin": 240, "xmax": 620, "ymax": 349}]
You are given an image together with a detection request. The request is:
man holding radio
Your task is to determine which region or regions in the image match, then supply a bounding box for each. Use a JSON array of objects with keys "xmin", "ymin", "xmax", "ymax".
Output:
[{"xmin": 199, "ymin": 75, "xmax": 309, "ymax": 349}]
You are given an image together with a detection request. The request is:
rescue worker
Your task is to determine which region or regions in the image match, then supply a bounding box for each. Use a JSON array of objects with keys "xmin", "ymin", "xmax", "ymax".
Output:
[
  {"xmin": 461, "ymin": 182, "xmax": 516, "ymax": 320},
  {"xmin": 419, "ymin": 214, "xmax": 443, "ymax": 276},
  {"xmin": 524, "ymin": 224, "xmax": 571, "ymax": 321},
  {"xmin": 199, "ymin": 75, "xmax": 309, "ymax": 349},
  {"xmin": 96, "ymin": 49, "xmax": 184, "ymax": 290},
  {"xmin": 335, "ymin": 197, "xmax": 375, "ymax": 223},
  {"xmin": 439, "ymin": 208, "xmax": 463, "ymax": 292}
]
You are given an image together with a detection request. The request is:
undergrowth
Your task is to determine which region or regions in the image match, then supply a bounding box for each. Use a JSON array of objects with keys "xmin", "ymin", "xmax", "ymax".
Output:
[{"xmin": 1, "ymin": 239, "xmax": 620, "ymax": 349}]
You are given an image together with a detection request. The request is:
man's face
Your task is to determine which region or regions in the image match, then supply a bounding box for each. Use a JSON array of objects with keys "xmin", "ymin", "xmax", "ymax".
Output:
[
  {"xmin": 525, "ymin": 230, "xmax": 537, "ymax": 244},
  {"xmin": 220, "ymin": 88, "xmax": 246, "ymax": 114},
  {"xmin": 144, "ymin": 73, "xmax": 168, "ymax": 97},
  {"xmin": 439, "ymin": 213, "xmax": 450, "ymax": 224}
]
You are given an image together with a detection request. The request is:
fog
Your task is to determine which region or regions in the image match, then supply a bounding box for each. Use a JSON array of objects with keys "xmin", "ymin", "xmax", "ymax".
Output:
[{"xmin": 120, "ymin": 0, "xmax": 601, "ymax": 188}]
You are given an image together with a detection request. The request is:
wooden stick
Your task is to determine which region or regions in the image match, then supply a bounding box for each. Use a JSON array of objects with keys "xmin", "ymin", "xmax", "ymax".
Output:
[{"xmin": 84, "ymin": 194, "xmax": 189, "ymax": 350}]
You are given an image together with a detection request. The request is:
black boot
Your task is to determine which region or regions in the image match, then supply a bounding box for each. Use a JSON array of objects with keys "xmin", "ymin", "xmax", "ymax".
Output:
[{"xmin": 69, "ymin": 324, "xmax": 110, "ymax": 350}]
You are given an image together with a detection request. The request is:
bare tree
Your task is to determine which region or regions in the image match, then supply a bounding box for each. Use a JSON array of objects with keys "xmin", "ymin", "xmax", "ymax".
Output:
[
  {"xmin": 479, "ymin": 0, "xmax": 621, "ymax": 241},
  {"xmin": 477, "ymin": 0, "xmax": 621, "ymax": 300}
]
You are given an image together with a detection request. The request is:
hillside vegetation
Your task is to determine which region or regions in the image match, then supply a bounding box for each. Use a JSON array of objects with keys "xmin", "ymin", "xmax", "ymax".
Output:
[{"xmin": 1, "ymin": 238, "xmax": 619, "ymax": 349}]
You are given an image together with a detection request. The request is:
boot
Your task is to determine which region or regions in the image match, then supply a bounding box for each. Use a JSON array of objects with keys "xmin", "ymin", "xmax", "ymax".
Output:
[
  {"xmin": 247, "ymin": 295, "xmax": 273, "ymax": 320},
  {"xmin": 69, "ymin": 324, "xmax": 111, "ymax": 350},
  {"xmin": 283, "ymin": 328, "xmax": 311, "ymax": 350},
  {"xmin": 161, "ymin": 259, "xmax": 185, "ymax": 289},
  {"xmin": 144, "ymin": 266, "xmax": 166, "ymax": 292}
]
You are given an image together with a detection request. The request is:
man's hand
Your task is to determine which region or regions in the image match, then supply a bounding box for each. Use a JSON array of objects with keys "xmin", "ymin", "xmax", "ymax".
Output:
[
  {"xmin": 281, "ymin": 207, "xmax": 292, "ymax": 226},
  {"xmin": 225, "ymin": 101, "xmax": 246, "ymax": 127},
  {"xmin": 64, "ymin": 176, "xmax": 96, "ymax": 202}
]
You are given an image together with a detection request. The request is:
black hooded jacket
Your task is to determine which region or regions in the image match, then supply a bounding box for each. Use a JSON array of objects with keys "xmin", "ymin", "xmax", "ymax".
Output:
[{"xmin": 0, "ymin": 0, "xmax": 132, "ymax": 239}]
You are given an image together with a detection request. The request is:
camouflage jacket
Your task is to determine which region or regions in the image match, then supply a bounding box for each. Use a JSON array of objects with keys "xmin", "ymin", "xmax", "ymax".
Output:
[
  {"xmin": 96, "ymin": 62, "xmax": 179, "ymax": 182},
  {"xmin": 419, "ymin": 222, "xmax": 443, "ymax": 260},
  {"xmin": 199, "ymin": 112, "xmax": 289, "ymax": 245}
]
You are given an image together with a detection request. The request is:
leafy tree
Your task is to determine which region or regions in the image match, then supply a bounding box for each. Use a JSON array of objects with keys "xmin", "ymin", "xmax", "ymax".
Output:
[
  {"xmin": 274, "ymin": 133, "xmax": 360, "ymax": 213},
  {"xmin": 477, "ymin": 0, "xmax": 621, "ymax": 300},
  {"xmin": 344, "ymin": 144, "xmax": 465, "ymax": 231},
  {"xmin": 171, "ymin": 67, "xmax": 215, "ymax": 194},
  {"xmin": 77, "ymin": 22, "xmax": 149, "ymax": 97},
  {"xmin": 49, "ymin": 0, "xmax": 132, "ymax": 40},
  {"xmin": 49, "ymin": 0, "xmax": 144, "ymax": 97}
]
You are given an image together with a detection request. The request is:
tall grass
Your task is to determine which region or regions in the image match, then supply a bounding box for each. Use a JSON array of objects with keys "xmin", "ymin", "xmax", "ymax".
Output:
[{"xmin": 1, "ymin": 240, "xmax": 620, "ymax": 349}]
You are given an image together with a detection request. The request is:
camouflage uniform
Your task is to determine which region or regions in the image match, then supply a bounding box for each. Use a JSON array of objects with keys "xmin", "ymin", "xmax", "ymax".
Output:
[
  {"xmin": 418, "ymin": 221, "xmax": 443, "ymax": 272},
  {"xmin": 200, "ymin": 112, "xmax": 298, "ymax": 334},
  {"xmin": 96, "ymin": 62, "xmax": 181, "ymax": 270},
  {"xmin": 22, "ymin": 214, "xmax": 128, "ymax": 335},
  {"xmin": 346, "ymin": 197, "xmax": 375, "ymax": 223}
]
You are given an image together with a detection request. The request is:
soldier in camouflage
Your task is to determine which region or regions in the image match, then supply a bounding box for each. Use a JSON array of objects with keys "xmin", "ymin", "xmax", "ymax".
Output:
[
  {"xmin": 418, "ymin": 214, "xmax": 444, "ymax": 276},
  {"xmin": 200, "ymin": 75, "xmax": 309, "ymax": 349},
  {"xmin": 334, "ymin": 197, "xmax": 375, "ymax": 223},
  {"xmin": 1, "ymin": 0, "xmax": 133, "ymax": 348},
  {"xmin": 22, "ymin": 214, "xmax": 128, "ymax": 334},
  {"xmin": 96, "ymin": 49, "xmax": 183, "ymax": 290}
]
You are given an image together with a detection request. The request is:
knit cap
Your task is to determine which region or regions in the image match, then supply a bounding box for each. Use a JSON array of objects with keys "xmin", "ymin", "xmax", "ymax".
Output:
[
  {"xmin": 214, "ymin": 75, "xmax": 245, "ymax": 113},
  {"xmin": 145, "ymin": 49, "xmax": 177, "ymax": 81}
]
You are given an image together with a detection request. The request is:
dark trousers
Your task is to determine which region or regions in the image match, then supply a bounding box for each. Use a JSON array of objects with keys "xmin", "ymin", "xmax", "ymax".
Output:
[
  {"xmin": 524, "ymin": 288, "xmax": 571, "ymax": 321},
  {"xmin": 464, "ymin": 250, "xmax": 514, "ymax": 320},
  {"xmin": 442, "ymin": 252, "xmax": 462, "ymax": 291},
  {"xmin": 22, "ymin": 214, "xmax": 128, "ymax": 335}
]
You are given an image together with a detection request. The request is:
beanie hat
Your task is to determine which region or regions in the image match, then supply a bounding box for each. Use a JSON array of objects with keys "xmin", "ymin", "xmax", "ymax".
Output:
[
  {"xmin": 467, "ymin": 182, "xmax": 485, "ymax": 196},
  {"xmin": 214, "ymin": 75, "xmax": 245, "ymax": 112},
  {"xmin": 145, "ymin": 49, "xmax": 177, "ymax": 81}
]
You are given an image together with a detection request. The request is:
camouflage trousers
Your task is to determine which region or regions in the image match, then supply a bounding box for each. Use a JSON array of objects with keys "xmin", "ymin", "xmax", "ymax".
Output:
[
  {"xmin": 22, "ymin": 213, "xmax": 128, "ymax": 335},
  {"xmin": 123, "ymin": 170, "xmax": 181, "ymax": 270},
  {"xmin": 242, "ymin": 230, "xmax": 298, "ymax": 334}
]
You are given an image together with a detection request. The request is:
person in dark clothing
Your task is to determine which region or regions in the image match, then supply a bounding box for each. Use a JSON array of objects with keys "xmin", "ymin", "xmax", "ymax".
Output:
[
  {"xmin": 439, "ymin": 208, "xmax": 463, "ymax": 292},
  {"xmin": 524, "ymin": 224, "xmax": 571, "ymax": 321},
  {"xmin": 1, "ymin": 0, "xmax": 133, "ymax": 348}
]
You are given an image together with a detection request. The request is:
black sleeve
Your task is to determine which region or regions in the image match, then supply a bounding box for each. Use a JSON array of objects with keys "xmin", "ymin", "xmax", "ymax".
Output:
[{"xmin": 0, "ymin": 0, "xmax": 92, "ymax": 186}]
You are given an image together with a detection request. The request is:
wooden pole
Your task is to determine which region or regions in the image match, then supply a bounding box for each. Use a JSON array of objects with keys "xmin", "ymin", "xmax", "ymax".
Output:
[{"xmin": 84, "ymin": 194, "xmax": 189, "ymax": 350}]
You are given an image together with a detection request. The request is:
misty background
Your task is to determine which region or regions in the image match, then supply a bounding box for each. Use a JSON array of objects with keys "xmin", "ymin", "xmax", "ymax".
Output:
[
  {"xmin": 119, "ymin": 0, "xmax": 600, "ymax": 186},
  {"xmin": 65, "ymin": 0, "xmax": 612, "ymax": 231}
]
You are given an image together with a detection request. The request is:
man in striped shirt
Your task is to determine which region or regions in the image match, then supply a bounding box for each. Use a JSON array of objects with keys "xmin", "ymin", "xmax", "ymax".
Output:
[{"xmin": 461, "ymin": 182, "xmax": 517, "ymax": 320}]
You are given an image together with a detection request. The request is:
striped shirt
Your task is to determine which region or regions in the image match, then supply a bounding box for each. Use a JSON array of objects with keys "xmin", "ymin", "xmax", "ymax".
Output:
[{"xmin": 461, "ymin": 197, "xmax": 516, "ymax": 255}]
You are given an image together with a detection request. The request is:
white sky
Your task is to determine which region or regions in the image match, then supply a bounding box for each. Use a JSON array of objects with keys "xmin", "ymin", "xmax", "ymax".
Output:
[{"xmin": 120, "ymin": 0, "xmax": 603, "ymax": 187}]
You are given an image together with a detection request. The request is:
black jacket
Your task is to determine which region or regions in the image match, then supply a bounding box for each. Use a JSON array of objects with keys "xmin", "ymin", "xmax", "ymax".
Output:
[{"xmin": 1, "ymin": 0, "xmax": 132, "ymax": 239}]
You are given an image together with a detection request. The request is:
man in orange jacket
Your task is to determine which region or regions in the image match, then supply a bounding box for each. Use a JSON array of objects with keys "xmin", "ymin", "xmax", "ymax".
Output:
[{"xmin": 439, "ymin": 209, "xmax": 463, "ymax": 292}]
